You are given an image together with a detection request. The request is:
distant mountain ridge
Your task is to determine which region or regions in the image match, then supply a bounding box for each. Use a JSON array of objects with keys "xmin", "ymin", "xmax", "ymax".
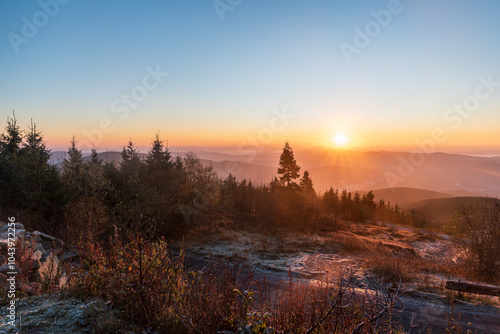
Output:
[
  {"xmin": 409, "ymin": 196, "xmax": 500, "ymax": 228},
  {"xmin": 48, "ymin": 149, "xmax": 500, "ymax": 198},
  {"xmin": 370, "ymin": 187, "xmax": 453, "ymax": 209}
]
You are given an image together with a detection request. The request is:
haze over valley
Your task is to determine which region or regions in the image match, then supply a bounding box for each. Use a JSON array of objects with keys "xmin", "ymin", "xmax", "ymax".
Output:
[{"xmin": 2, "ymin": 0, "xmax": 500, "ymax": 333}]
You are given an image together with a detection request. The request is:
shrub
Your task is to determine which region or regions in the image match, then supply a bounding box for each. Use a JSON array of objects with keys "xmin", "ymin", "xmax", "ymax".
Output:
[
  {"xmin": 68, "ymin": 227, "xmax": 186, "ymax": 331},
  {"xmin": 69, "ymin": 229, "xmax": 404, "ymax": 333}
]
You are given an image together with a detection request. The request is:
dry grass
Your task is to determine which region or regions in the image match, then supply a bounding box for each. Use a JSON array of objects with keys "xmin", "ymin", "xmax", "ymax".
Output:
[
  {"xmin": 181, "ymin": 220, "xmax": 495, "ymax": 311},
  {"xmin": 365, "ymin": 247, "xmax": 469, "ymax": 296},
  {"xmin": 7, "ymin": 218, "xmax": 492, "ymax": 333},
  {"xmin": 66, "ymin": 228, "xmax": 409, "ymax": 333},
  {"xmin": 334, "ymin": 234, "xmax": 373, "ymax": 253}
]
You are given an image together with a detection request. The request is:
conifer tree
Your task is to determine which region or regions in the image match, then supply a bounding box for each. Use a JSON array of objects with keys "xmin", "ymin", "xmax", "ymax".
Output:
[
  {"xmin": 299, "ymin": 170, "xmax": 315, "ymax": 195},
  {"xmin": 146, "ymin": 133, "xmax": 172, "ymax": 171},
  {"xmin": 0, "ymin": 116, "xmax": 65, "ymax": 231},
  {"xmin": 62, "ymin": 136, "xmax": 86, "ymax": 200},
  {"xmin": 89, "ymin": 147, "xmax": 102, "ymax": 166},
  {"xmin": 120, "ymin": 139, "xmax": 142, "ymax": 182},
  {"xmin": 64, "ymin": 136, "xmax": 84, "ymax": 172},
  {"xmin": 277, "ymin": 141, "xmax": 300, "ymax": 187},
  {"xmin": 0, "ymin": 114, "xmax": 24, "ymax": 210},
  {"xmin": 20, "ymin": 120, "xmax": 62, "ymax": 223},
  {"xmin": 0, "ymin": 113, "xmax": 22, "ymax": 158}
]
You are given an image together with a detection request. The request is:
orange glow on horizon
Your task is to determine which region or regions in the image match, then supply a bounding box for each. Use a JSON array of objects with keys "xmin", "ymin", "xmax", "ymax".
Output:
[{"xmin": 41, "ymin": 124, "xmax": 500, "ymax": 155}]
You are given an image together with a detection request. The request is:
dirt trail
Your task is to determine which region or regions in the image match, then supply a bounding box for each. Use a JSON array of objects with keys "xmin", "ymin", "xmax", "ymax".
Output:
[
  {"xmin": 181, "ymin": 222, "xmax": 500, "ymax": 333},
  {"xmin": 2, "ymin": 222, "xmax": 499, "ymax": 333}
]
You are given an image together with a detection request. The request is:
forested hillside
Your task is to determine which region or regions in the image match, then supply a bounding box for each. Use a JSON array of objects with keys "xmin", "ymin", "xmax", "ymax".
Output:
[{"xmin": 0, "ymin": 116, "xmax": 421, "ymax": 241}]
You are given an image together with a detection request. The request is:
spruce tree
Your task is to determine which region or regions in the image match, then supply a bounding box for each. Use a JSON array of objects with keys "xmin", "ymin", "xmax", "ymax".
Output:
[
  {"xmin": 0, "ymin": 113, "xmax": 22, "ymax": 158},
  {"xmin": 277, "ymin": 141, "xmax": 300, "ymax": 187},
  {"xmin": 299, "ymin": 170, "xmax": 315, "ymax": 195},
  {"xmin": 64, "ymin": 136, "xmax": 84, "ymax": 172},
  {"xmin": 0, "ymin": 114, "xmax": 24, "ymax": 210},
  {"xmin": 89, "ymin": 147, "xmax": 102, "ymax": 166},
  {"xmin": 146, "ymin": 134, "xmax": 173, "ymax": 190},
  {"xmin": 120, "ymin": 139, "xmax": 142, "ymax": 181},
  {"xmin": 62, "ymin": 136, "xmax": 86, "ymax": 200},
  {"xmin": 0, "ymin": 116, "xmax": 65, "ymax": 232},
  {"xmin": 20, "ymin": 120, "xmax": 59, "ymax": 222}
]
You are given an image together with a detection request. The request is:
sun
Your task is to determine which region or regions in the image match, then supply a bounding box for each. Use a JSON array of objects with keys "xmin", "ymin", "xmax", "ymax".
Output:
[{"xmin": 332, "ymin": 132, "xmax": 348, "ymax": 147}]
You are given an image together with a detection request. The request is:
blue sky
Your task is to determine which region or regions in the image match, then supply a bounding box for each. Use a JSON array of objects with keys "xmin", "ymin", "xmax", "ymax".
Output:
[{"xmin": 1, "ymin": 0, "xmax": 499, "ymax": 153}]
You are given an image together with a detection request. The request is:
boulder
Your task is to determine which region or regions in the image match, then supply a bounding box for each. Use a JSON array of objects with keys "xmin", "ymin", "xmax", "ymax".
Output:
[
  {"xmin": 64, "ymin": 243, "xmax": 78, "ymax": 251},
  {"xmin": 0, "ymin": 229, "xmax": 25, "ymax": 240},
  {"xmin": 35, "ymin": 244, "xmax": 48, "ymax": 257},
  {"xmin": 0, "ymin": 222, "xmax": 25, "ymax": 233},
  {"xmin": 33, "ymin": 231, "xmax": 64, "ymax": 246},
  {"xmin": 39, "ymin": 253, "xmax": 60, "ymax": 281},
  {"xmin": 32, "ymin": 232, "xmax": 64, "ymax": 254},
  {"xmin": 0, "ymin": 224, "xmax": 73, "ymax": 293},
  {"xmin": 62, "ymin": 250, "xmax": 79, "ymax": 262},
  {"xmin": 0, "ymin": 223, "xmax": 25, "ymax": 240},
  {"xmin": 0, "ymin": 263, "xmax": 22, "ymax": 275},
  {"xmin": 25, "ymin": 232, "xmax": 42, "ymax": 243},
  {"xmin": 0, "ymin": 238, "xmax": 19, "ymax": 250}
]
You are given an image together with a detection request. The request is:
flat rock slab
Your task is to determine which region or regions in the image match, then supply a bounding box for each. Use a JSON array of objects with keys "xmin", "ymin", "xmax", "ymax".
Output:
[
  {"xmin": 0, "ymin": 229, "xmax": 25, "ymax": 240},
  {"xmin": 62, "ymin": 250, "xmax": 79, "ymax": 262},
  {"xmin": 0, "ymin": 222, "xmax": 25, "ymax": 233},
  {"xmin": 33, "ymin": 231, "xmax": 64, "ymax": 247},
  {"xmin": 0, "ymin": 237, "xmax": 20, "ymax": 249},
  {"xmin": 0, "ymin": 293, "xmax": 128, "ymax": 333},
  {"xmin": 0, "ymin": 263, "xmax": 22, "ymax": 275}
]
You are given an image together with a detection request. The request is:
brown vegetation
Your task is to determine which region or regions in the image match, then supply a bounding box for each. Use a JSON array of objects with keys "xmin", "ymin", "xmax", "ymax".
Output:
[
  {"xmin": 66, "ymin": 226, "xmax": 406, "ymax": 333},
  {"xmin": 1, "ymin": 120, "xmax": 499, "ymax": 332}
]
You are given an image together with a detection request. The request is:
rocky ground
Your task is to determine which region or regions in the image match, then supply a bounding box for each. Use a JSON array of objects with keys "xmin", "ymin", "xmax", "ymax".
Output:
[
  {"xmin": 180, "ymin": 222, "xmax": 456, "ymax": 285},
  {"xmin": 1, "ymin": 220, "xmax": 499, "ymax": 333},
  {"xmin": 179, "ymin": 221, "xmax": 500, "ymax": 333},
  {"xmin": 0, "ymin": 294, "xmax": 129, "ymax": 334},
  {"xmin": 0, "ymin": 221, "xmax": 78, "ymax": 297},
  {"xmin": 0, "ymin": 221, "xmax": 147, "ymax": 334}
]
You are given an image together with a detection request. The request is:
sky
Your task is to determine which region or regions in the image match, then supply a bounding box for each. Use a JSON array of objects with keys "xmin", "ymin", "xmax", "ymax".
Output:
[{"xmin": 1, "ymin": 0, "xmax": 500, "ymax": 154}]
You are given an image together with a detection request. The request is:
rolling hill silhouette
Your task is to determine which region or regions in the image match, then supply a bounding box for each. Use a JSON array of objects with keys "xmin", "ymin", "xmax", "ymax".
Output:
[{"xmin": 50, "ymin": 149, "xmax": 500, "ymax": 198}]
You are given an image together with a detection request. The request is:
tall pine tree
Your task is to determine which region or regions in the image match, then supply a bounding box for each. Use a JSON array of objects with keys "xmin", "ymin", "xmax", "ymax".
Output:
[
  {"xmin": 277, "ymin": 141, "xmax": 300, "ymax": 188},
  {"xmin": 120, "ymin": 139, "xmax": 142, "ymax": 182},
  {"xmin": 62, "ymin": 136, "xmax": 86, "ymax": 201},
  {"xmin": 299, "ymin": 170, "xmax": 315, "ymax": 195},
  {"xmin": 20, "ymin": 120, "xmax": 64, "ymax": 226},
  {"xmin": 0, "ymin": 113, "xmax": 24, "ymax": 210}
]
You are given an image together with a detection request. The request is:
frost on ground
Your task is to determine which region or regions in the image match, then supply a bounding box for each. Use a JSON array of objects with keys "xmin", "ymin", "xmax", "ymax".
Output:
[
  {"xmin": 180, "ymin": 221, "xmax": 500, "ymax": 309},
  {"xmin": 0, "ymin": 294, "xmax": 129, "ymax": 334},
  {"xmin": 184, "ymin": 228, "xmax": 362, "ymax": 279},
  {"xmin": 183, "ymin": 222, "xmax": 449, "ymax": 281}
]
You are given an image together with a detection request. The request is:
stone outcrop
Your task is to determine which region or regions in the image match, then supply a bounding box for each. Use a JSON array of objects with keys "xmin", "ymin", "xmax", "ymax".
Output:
[{"xmin": 0, "ymin": 221, "xmax": 78, "ymax": 296}]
